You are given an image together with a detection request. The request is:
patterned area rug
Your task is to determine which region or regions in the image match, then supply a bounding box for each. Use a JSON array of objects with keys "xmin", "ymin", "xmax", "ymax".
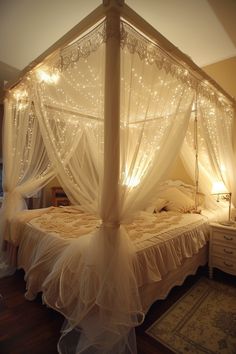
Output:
[{"xmin": 146, "ymin": 278, "xmax": 236, "ymax": 354}]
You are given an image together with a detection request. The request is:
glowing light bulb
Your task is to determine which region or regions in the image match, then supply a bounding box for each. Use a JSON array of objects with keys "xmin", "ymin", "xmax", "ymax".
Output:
[
  {"xmin": 125, "ymin": 175, "xmax": 140, "ymax": 188},
  {"xmin": 37, "ymin": 69, "xmax": 60, "ymax": 84},
  {"xmin": 211, "ymin": 181, "xmax": 228, "ymax": 194},
  {"xmin": 13, "ymin": 90, "xmax": 28, "ymax": 100}
]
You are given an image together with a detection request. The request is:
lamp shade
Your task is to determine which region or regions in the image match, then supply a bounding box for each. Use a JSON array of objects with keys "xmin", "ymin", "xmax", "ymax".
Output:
[{"xmin": 211, "ymin": 181, "xmax": 228, "ymax": 194}]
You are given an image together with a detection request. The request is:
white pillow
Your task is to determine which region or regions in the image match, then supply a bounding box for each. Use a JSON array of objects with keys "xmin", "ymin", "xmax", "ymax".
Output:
[
  {"xmin": 144, "ymin": 204, "xmax": 156, "ymax": 213},
  {"xmin": 144, "ymin": 198, "xmax": 168, "ymax": 213},
  {"xmin": 178, "ymin": 186, "xmax": 205, "ymax": 207},
  {"xmin": 178, "ymin": 185, "xmax": 195, "ymax": 199},
  {"xmin": 158, "ymin": 187, "xmax": 195, "ymax": 213},
  {"xmin": 154, "ymin": 198, "xmax": 169, "ymax": 212}
]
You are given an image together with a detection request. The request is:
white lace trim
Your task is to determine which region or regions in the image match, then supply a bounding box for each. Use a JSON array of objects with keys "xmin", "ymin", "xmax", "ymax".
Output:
[{"xmin": 8, "ymin": 17, "xmax": 233, "ymax": 113}]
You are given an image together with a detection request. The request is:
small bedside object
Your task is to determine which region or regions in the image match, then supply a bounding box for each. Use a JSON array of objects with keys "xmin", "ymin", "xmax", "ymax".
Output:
[
  {"xmin": 51, "ymin": 187, "xmax": 70, "ymax": 207},
  {"xmin": 209, "ymin": 223, "xmax": 236, "ymax": 279},
  {"xmin": 211, "ymin": 181, "xmax": 235, "ymax": 226}
]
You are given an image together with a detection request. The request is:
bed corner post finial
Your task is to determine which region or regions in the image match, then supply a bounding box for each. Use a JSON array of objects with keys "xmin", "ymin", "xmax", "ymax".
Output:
[{"xmin": 103, "ymin": 0, "xmax": 125, "ymax": 7}]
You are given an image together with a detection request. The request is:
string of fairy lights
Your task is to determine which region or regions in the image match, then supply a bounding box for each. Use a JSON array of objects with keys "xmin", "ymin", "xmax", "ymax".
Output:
[{"xmin": 6, "ymin": 18, "xmax": 234, "ymax": 189}]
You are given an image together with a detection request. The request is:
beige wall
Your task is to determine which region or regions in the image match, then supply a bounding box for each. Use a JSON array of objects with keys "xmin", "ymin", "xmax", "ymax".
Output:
[
  {"xmin": 0, "ymin": 104, "xmax": 3, "ymax": 160},
  {"xmin": 203, "ymin": 56, "xmax": 236, "ymax": 150},
  {"xmin": 202, "ymin": 56, "xmax": 236, "ymax": 99}
]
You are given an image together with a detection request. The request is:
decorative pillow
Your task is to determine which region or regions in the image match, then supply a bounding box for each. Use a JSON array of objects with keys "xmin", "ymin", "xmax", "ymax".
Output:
[
  {"xmin": 178, "ymin": 187, "xmax": 205, "ymax": 207},
  {"xmin": 154, "ymin": 198, "xmax": 169, "ymax": 213},
  {"xmin": 178, "ymin": 185, "xmax": 195, "ymax": 200},
  {"xmin": 144, "ymin": 204, "xmax": 156, "ymax": 213},
  {"xmin": 144, "ymin": 198, "xmax": 168, "ymax": 213},
  {"xmin": 158, "ymin": 187, "xmax": 195, "ymax": 213}
]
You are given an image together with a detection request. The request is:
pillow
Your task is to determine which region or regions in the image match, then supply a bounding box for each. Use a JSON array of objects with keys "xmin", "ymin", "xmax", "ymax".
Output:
[
  {"xmin": 144, "ymin": 204, "xmax": 156, "ymax": 213},
  {"xmin": 154, "ymin": 198, "xmax": 169, "ymax": 213},
  {"xmin": 178, "ymin": 185, "xmax": 195, "ymax": 200},
  {"xmin": 178, "ymin": 187, "xmax": 205, "ymax": 207},
  {"xmin": 158, "ymin": 187, "xmax": 195, "ymax": 213},
  {"xmin": 144, "ymin": 198, "xmax": 168, "ymax": 213}
]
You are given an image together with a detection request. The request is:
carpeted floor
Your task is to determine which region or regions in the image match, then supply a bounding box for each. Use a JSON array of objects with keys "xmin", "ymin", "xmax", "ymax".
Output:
[{"xmin": 146, "ymin": 277, "xmax": 236, "ymax": 354}]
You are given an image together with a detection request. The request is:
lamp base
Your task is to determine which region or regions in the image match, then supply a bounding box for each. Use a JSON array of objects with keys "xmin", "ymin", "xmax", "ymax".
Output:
[{"xmin": 219, "ymin": 220, "xmax": 236, "ymax": 227}]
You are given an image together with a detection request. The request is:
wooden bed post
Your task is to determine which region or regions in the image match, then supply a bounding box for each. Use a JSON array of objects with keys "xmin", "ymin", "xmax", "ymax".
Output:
[{"xmin": 101, "ymin": 2, "xmax": 122, "ymax": 224}]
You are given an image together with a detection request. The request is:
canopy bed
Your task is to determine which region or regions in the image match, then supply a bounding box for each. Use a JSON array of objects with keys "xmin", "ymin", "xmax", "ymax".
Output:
[{"xmin": 0, "ymin": 0, "xmax": 236, "ymax": 353}]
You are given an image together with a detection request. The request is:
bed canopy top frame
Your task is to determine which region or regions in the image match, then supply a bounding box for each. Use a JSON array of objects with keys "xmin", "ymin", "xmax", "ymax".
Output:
[
  {"xmin": 5, "ymin": 0, "xmax": 235, "ymax": 105},
  {"xmin": 1, "ymin": 1, "xmax": 236, "ymax": 353}
]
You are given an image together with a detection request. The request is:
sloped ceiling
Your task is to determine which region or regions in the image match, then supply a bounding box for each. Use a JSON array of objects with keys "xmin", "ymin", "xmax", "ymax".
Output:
[{"xmin": 0, "ymin": 0, "xmax": 235, "ymax": 99}]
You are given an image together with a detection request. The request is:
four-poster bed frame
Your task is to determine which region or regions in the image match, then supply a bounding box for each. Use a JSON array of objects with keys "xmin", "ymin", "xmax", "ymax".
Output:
[{"xmin": 2, "ymin": 1, "xmax": 236, "ymax": 354}]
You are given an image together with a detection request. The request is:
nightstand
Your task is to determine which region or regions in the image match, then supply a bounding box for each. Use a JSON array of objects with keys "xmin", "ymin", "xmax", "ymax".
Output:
[
  {"xmin": 209, "ymin": 223, "xmax": 236, "ymax": 279},
  {"xmin": 51, "ymin": 187, "xmax": 70, "ymax": 207}
]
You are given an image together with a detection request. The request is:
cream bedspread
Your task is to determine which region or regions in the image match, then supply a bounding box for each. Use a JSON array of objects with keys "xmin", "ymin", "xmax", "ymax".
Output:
[{"xmin": 8, "ymin": 206, "xmax": 214, "ymax": 306}]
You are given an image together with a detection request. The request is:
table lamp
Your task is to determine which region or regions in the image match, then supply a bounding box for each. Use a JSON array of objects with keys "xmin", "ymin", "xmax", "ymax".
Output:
[{"xmin": 211, "ymin": 181, "xmax": 234, "ymax": 226}]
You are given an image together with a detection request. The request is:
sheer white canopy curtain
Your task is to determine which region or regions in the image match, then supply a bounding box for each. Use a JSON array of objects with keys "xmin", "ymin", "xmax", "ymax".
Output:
[
  {"xmin": 0, "ymin": 12, "xmax": 235, "ymax": 354},
  {"xmin": 0, "ymin": 93, "xmax": 55, "ymax": 277},
  {"xmin": 33, "ymin": 41, "xmax": 105, "ymax": 213},
  {"xmin": 180, "ymin": 87, "xmax": 236, "ymax": 207},
  {"xmin": 119, "ymin": 22, "xmax": 195, "ymax": 218},
  {"xmin": 198, "ymin": 89, "xmax": 236, "ymax": 205}
]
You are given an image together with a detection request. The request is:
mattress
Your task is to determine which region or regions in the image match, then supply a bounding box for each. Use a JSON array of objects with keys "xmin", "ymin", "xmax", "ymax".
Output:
[{"xmin": 7, "ymin": 205, "xmax": 222, "ymax": 309}]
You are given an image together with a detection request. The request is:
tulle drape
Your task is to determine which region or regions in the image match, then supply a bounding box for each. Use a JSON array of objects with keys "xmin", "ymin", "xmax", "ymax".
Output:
[
  {"xmin": 119, "ymin": 41, "xmax": 195, "ymax": 218},
  {"xmin": 32, "ymin": 41, "xmax": 105, "ymax": 213},
  {"xmin": 0, "ymin": 94, "xmax": 54, "ymax": 277},
  {"xmin": 198, "ymin": 89, "xmax": 236, "ymax": 205},
  {"xmin": 181, "ymin": 88, "xmax": 236, "ymax": 207}
]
